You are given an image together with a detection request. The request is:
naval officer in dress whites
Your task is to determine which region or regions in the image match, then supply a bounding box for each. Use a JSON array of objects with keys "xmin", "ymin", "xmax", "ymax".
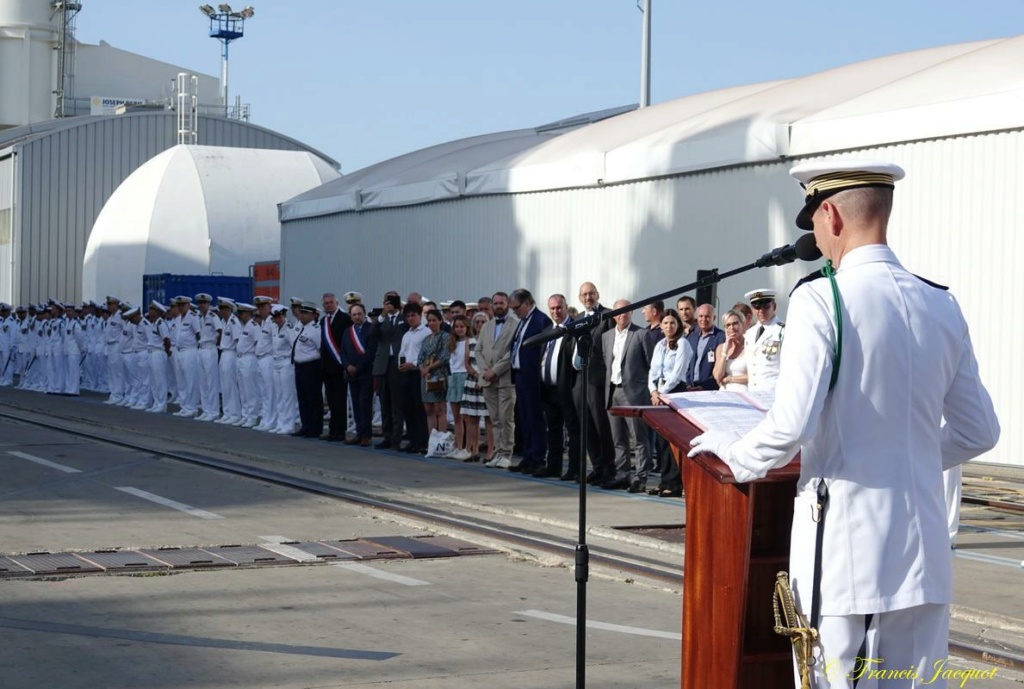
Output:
[
  {"xmin": 144, "ymin": 301, "xmax": 172, "ymax": 413},
  {"xmin": 689, "ymin": 160, "xmax": 1000, "ymax": 688},
  {"xmin": 195, "ymin": 293, "xmax": 223, "ymax": 421},
  {"xmin": 743, "ymin": 288, "xmax": 785, "ymax": 393},
  {"xmin": 292, "ymin": 301, "xmax": 324, "ymax": 438},
  {"xmin": 215, "ymin": 297, "xmax": 243, "ymax": 426}
]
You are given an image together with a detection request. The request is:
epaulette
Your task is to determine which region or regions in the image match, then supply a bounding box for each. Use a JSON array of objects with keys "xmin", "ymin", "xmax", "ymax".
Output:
[
  {"xmin": 914, "ymin": 274, "xmax": 948, "ymax": 291},
  {"xmin": 789, "ymin": 269, "xmax": 827, "ymax": 296}
]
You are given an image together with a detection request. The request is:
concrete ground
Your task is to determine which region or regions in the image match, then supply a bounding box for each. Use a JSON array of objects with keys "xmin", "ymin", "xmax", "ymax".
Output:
[{"xmin": 1, "ymin": 386, "xmax": 1022, "ymax": 688}]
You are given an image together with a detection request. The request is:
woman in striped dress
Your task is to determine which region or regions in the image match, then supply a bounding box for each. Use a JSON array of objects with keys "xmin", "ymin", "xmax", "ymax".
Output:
[{"xmin": 461, "ymin": 313, "xmax": 491, "ymax": 462}]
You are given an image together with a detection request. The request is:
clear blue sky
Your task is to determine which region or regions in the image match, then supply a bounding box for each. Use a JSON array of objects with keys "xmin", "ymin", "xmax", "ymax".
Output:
[{"xmin": 76, "ymin": 1, "xmax": 1023, "ymax": 172}]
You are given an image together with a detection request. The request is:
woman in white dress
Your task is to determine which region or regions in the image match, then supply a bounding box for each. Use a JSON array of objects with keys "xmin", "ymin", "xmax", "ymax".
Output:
[{"xmin": 713, "ymin": 309, "xmax": 748, "ymax": 391}]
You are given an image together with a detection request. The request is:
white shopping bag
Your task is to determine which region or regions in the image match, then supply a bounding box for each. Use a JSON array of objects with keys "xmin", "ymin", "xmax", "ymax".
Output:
[{"xmin": 425, "ymin": 429, "xmax": 455, "ymax": 458}]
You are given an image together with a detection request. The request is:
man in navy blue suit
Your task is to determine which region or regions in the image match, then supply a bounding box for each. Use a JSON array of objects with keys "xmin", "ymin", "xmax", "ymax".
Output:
[
  {"xmin": 508, "ymin": 289, "xmax": 553, "ymax": 474},
  {"xmin": 686, "ymin": 303, "xmax": 726, "ymax": 390},
  {"xmin": 340, "ymin": 302, "xmax": 379, "ymax": 446}
]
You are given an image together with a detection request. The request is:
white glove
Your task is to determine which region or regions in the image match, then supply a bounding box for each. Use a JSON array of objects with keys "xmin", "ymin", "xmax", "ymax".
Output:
[
  {"xmin": 688, "ymin": 428, "xmax": 765, "ymax": 482},
  {"xmin": 687, "ymin": 428, "xmax": 741, "ymax": 461}
]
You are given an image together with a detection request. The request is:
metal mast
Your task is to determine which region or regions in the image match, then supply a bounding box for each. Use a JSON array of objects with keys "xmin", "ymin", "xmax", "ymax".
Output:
[
  {"xmin": 52, "ymin": 1, "xmax": 83, "ymax": 118},
  {"xmin": 199, "ymin": 4, "xmax": 254, "ymax": 118},
  {"xmin": 639, "ymin": 0, "xmax": 651, "ymax": 108}
]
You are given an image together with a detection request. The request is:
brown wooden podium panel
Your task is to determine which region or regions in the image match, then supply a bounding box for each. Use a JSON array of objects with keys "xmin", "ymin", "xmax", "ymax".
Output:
[{"xmin": 614, "ymin": 405, "xmax": 799, "ymax": 689}]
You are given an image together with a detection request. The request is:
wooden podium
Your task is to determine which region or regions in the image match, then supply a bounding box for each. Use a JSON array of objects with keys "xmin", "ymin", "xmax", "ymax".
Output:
[{"xmin": 616, "ymin": 405, "xmax": 800, "ymax": 689}]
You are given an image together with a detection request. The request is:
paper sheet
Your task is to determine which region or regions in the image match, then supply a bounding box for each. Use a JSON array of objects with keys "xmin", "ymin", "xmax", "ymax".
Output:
[{"xmin": 661, "ymin": 390, "xmax": 768, "ymax": 434}]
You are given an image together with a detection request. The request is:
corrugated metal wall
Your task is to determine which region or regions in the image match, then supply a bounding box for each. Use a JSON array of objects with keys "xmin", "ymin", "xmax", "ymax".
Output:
[
  {"xmin": 0, "ymin": 154, "xmax": 13, "ymax": 303},
  {"xmin": 9, "ymin": 112, "xmax": 335, "ymax": 305},
  {"xmin": 281, "ymin": 130, "xmax": 1022, "ymax": 467}
]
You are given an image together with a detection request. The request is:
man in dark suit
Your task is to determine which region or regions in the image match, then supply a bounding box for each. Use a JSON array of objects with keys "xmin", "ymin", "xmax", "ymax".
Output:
[
  {"xmin": 507, "ymin": 288, "xmax": 552, "ymax": 474},
  {"xmin": 574, "ymin": 282, "xmax": 616, "ymax": 485},
  {"xmin": 539, "ymin": 294, "xmax": 581, "ymax": 480},
  {"xmin": 601, "ymin": 300, "xmax": 653, "ymax": 492},
  {"xmin": 371, "ymin": 292, "xmax": 404, "ymax": 449},
  {"xmin": 340, "ymin": 302, "xmax": 379, "ymax": 446},
  {"xmin": 686, "ymin": 303, "xmax": 726, "ymax": 390},
  {"xmin": 320, "ymin": 292, "xmax": 353, "ymax": 441}
]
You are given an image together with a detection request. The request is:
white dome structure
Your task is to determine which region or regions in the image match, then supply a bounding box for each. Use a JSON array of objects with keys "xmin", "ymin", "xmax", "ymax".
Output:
[{"xmin": 83, "ymin": 144, "xmax": 339, "ymax": 304}]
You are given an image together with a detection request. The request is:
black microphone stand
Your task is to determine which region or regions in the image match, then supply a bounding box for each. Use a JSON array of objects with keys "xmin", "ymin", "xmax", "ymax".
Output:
[{"xmin": 522, "ymin": 240, "xmax": 817, "ymax": 689}]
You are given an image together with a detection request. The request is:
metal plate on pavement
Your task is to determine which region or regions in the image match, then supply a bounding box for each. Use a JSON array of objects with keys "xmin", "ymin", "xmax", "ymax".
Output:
[
  {"xmin": 74, "ymin": 550, "xmax": 170, "ymax": 572},
  {"xmin": 9, "ymin": 552, "xmax": 103, "ymax": 574},
  {"xmin": 0, "ymin": 556, "xmax": 33, "ymax": 576},
  {"xmin": 410, "ymin": 535, "xmax": 500, "ymax": 556},
  {"xmin": 318, "ymin": 539, "xmax": 408, "ymax": 559},
  {"xmin": 279, "ymin": 542, "xmax": 360, "ymax": 560},
  {"xmin": 362, "ymin": 536, "xmax": 465, "ymax": 558},
  {"xmin": 139, "ymin": 547, "xmax": 235, "ymax": 568},
  {"xmin": 200, "ymin": 545, "xmax": 297, "ymax": 566}
]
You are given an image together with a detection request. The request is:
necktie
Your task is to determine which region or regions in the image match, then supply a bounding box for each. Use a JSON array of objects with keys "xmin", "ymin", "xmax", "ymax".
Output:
[
  {"xmin": 544, "ymin": 339, "xmax": 556, "ymax": 385},
  {"xmin": 756, "ymin": 325, "xmax": 765, "ymax": 342},
  {"xmin": 495, "ymin": 317, "xmax": 506, "ymax": 324},
  {"xmin": 291, "ymin": 325, "xmax": 301, "ymax": 363}
]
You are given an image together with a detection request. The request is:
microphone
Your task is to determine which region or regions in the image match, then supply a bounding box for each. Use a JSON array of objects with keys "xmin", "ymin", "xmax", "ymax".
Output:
[{"xmin": 754, "ymin": 234, "xmax": 822, "ymax": 268}]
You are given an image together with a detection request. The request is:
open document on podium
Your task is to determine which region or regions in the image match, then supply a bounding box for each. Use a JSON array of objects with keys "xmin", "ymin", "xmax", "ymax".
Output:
[{"xmin": 661, "ymin": 390, "xmax": 774, "ymax": 434}]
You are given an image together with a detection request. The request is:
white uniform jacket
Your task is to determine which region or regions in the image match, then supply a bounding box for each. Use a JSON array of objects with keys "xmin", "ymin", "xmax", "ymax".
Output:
[
  {"xmin": 743, "ymin": 315, "xmax": 784, "ymax": 392},
  {"xmin": 720, "ymin": 244, "xmax": 999, "ymax": 616}
]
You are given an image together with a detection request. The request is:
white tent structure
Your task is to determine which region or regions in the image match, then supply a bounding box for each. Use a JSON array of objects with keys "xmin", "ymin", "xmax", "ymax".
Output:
[
  {"xmin": 280, "ymin": 35, "xmax": 1024, "ymax": 467},
  {"xmin": 83, "ymin": 144, "xmax": 339, "ymax": 304}
]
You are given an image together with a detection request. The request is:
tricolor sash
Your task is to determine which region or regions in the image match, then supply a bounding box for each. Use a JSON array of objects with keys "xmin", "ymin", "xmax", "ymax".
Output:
[
  {"xmin": 323, "ymin": 313, "xmax": 343, "ymax": 364},
  {"xmin": 348, "ymin": 324, "xmax": 366, "ymax": 356}
]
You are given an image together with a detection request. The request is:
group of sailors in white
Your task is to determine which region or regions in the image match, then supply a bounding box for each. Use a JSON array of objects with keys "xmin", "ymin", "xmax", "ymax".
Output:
[{"xmin": 0, "ymin": 295, "xmax": 324, "ymax": 436}]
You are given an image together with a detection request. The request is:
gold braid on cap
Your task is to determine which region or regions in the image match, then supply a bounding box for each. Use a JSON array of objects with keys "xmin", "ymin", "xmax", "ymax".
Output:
[{"xmin": 805, "ymin": 171, "xmax": 895, "ymax": 199}]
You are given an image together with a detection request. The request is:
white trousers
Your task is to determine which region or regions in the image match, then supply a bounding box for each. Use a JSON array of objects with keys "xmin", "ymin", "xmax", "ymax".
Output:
[
  {"xmin": 237, "ymin": 354, "xmax": 259, "ymax": 421},
  {"xmin": 809, "ymin": 604, "xmax": 949, "ymax": 689},
  {"xmin": 148, "ymin": 349, "xmax": 170, "ymax": 410},
  {"xmin": 198, "ymin": 347, "xmax": 221, "ymax": 416},
  {"xmin": 273, "ymin": 359, "xmax": 298, "ymax": 432},
  {"xmin": 219, "ymin": 350, "xmax": 241, "ymax": 421},
  {"xmin": 257, "ymin": 356, "xmax": 274, "ymax": 423},
  {"xmin": 129, "ymin": 351, "xmax": 151, "ymax": 407},
  {"xmin": 64, "ymin": 350, "xmax": 81, "ymax": 395},
  {"xmin": 0, "ymin": 347, "xmax": 14, "ymax": 386},
  {"xmin": 176, "ymin": 348, "xmax": 200, "ymax": 414},
  {"xmin": 48, "ymin": 350, "xmax": 64, "ymax": 393},
  {"xmin": 107, "ymin": 345, "xmax": 125, "ymax": 400}
]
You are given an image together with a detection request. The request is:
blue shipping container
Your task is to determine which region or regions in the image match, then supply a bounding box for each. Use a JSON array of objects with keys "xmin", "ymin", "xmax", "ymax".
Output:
[{"xmin": 142, "ymin": 274, "xmax": 254, "ymax": 308}]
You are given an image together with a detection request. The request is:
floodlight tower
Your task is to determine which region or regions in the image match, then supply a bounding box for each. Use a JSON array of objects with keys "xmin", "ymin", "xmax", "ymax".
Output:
[{"xmin": 198, "ymin": 4, "xmax": 254, "ymax": 117}]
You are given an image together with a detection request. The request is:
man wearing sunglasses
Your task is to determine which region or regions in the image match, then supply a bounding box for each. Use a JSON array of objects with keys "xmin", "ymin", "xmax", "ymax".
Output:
[{"xmin": 744, "ymin": 288, "xmax": 784, "ymax": 393}]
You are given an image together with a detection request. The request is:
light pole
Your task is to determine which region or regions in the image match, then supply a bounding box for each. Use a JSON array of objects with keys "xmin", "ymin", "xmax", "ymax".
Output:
[
  {"xmin": 199, "ymin": 4, "xmax": 254, "ymax": 117},
  {"xmin": 639, "ymin": 0, "xmax": 651, "ymax": 108}
]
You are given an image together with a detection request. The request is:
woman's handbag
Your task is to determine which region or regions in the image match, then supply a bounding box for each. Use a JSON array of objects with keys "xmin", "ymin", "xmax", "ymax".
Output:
[{"xmin": 424, "ymin": 357, "xmax": 447, "ymax": 392}]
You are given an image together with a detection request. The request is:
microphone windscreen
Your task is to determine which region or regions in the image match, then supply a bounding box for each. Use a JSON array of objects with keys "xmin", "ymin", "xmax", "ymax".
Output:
[{"xmin": 795, "ymin": 234, "xmax": 822, "ymax": 262}]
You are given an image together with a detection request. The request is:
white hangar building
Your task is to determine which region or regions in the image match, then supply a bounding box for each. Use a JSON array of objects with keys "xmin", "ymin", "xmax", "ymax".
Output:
[
  {"xmin": 0, "ymin": 111, "xmax": 339, "ymax": 305},
  {"xmin": 279, "ymin": 35, "xmax": 1023, "ymax": 467},
  {"xmin": 83, "ymin": 144, "xmax": 339, "ymax": 306}
]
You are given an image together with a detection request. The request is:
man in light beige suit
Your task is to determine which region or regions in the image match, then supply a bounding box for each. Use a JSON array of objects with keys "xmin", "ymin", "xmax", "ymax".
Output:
[{"xmin": 477, "ymin": 291, "xmax": 519, "ymax": 468}]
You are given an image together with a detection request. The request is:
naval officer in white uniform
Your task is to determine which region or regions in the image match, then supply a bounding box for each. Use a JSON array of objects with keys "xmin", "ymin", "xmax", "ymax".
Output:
[
  {"xmin": 689, "ymin": 160, "xmax": 999, "ymax": 688},
  {"xmin": 743, "ymin": 288, "xmax": 784, "ymax": 393}
]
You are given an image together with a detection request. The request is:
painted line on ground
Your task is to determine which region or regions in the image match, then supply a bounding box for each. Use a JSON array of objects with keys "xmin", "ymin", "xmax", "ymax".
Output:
[
  {"xmin": 333, "ymin": 562, "xmax": 430, "ymax": 586},
  {"xmin": 954, "ymin": 549, "xmax": 1024, "ymax": 569},
  {"xmin": 516, "ymin": 609, "xmax": 682, "ymax": 640},
  {"xmin": 7, "ymin": 450, "xmax": 81, "ymax": 474},
  {"xmin": 114, "ymin": 487, "xmax": 224, "ymax": 520}
]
